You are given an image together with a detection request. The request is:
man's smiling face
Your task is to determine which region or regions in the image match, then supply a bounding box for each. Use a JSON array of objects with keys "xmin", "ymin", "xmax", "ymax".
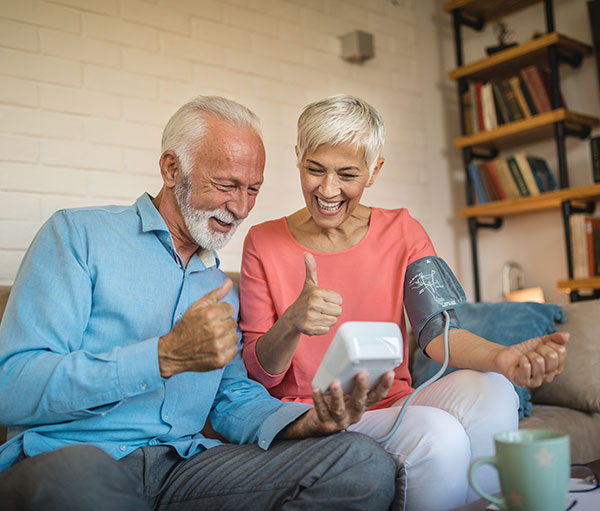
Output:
[{"xmin": 174, "ymin": 116, "xmax": 265, "ymax": 250}]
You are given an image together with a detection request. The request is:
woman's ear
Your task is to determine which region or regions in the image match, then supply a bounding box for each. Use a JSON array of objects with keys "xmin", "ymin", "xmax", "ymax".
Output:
[
  {"xmin": 159, "ymin": 150, "xmax": 180, "ymax": 188},
  {"xmin": 366, "ymin": 157, "xmax": 385, "ymax": 187}
]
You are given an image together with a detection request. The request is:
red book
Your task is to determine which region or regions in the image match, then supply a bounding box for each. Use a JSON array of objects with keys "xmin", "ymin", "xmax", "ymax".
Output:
[
  {"xmin": 483, "ymin": 161, "xmax": 506, "ymax": 200},
  {"xmin": 522, "ymin": 66, "xmax": 552, "ymax": 112},
  {"xmin": 520, "ymin": 67, "xmax": 546, "ymax": 114},
  {"xmin": 586, "ymin": 217, "xmax": 600, "ymax": 276},
  {"xmin": 479, "ymin": 162, "xmax": 503, "ymax": 200}
]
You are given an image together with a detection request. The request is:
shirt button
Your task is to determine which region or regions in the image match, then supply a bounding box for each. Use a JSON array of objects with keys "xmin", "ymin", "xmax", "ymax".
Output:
[
  {"xmin": 139, "ymin": 382, "xmax": 147, "ymax": 391},
  {"xmin": 149, "ymin": 439, "xmax": 157, "ymax": 446},
  {"xmin": 260, "ymin": 440, "xmax": 266, "ymax": 447},
  {"xmin": 163, "ymin": 413, "xmax": 169, "ymax": 421},
  {"xmin": 119, "ymin": 444, "xmax": 127, "ymax": 452}
]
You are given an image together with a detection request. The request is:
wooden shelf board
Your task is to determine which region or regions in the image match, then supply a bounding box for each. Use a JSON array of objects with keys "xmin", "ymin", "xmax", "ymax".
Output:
[
  {"xmin": 448, "ymin": 33, "xmax": 593, "ymax": 82},
  {"xmin": 452, "ymin": 108, "xmax": 599, "ymax": 150},
  {"xmin": 458, "ymin": 183, "xmax": 600, "ymax": 219},
  {"xmin": 443, "ymin": 0, "xmax": 541, "ymax": 21},
  {"xmin": 557, "ymin": 277, "xmax": 600, "ymax": 292}
]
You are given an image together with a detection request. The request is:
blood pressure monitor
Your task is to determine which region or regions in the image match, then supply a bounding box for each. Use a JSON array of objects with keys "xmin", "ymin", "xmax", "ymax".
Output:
[{"xmin": 312, "ymin": 321, "xmax": 403, "ymax": 395}]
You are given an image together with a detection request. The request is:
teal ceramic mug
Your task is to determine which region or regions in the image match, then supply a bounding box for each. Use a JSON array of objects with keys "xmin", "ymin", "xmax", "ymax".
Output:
[{"xmin": 469, "ymin": 429, "xmax": 570, "ymax": 511}]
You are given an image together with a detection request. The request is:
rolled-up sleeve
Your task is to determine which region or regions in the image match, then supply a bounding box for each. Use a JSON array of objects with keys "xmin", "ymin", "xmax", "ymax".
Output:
[{"xmin": 209, "ymin": 353, "xmax": 311, "ymax": 449}]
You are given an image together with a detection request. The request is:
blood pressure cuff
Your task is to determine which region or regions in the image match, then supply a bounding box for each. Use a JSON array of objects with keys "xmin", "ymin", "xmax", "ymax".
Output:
[{"xmin": 404, "ymin": 256, "xmax": 466, "ymax": 352}]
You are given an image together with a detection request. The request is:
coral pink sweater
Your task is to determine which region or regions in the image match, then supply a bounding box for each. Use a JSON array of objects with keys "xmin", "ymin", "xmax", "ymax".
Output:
[{"xmin": 240, "ymin": 208, "xmax": 436, "ymax": 410}]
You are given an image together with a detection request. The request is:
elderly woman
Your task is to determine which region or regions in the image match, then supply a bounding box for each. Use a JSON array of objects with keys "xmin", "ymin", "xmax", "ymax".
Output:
[{"xmin": 239, "ymin": 94, "xmax": 568, "ymax": 510}]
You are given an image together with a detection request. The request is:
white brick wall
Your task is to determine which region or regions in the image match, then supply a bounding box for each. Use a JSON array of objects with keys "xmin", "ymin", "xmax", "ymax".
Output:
[{"xmin": 0, "ymin": 0, "xmax": 444, "ymax": 284}]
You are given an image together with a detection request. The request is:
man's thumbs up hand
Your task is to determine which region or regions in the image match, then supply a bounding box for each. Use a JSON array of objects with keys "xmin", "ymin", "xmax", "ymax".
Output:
[
  {"xmin": 283, "ymin": 253, "xmax": 343, "ymax": 336},
  {"xmin": 158, "ymin": 279, "xmax": 238, "ymax": 378}
]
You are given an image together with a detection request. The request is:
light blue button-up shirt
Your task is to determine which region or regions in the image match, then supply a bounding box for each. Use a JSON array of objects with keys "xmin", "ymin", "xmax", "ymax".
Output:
[{"xmin": 0, "ymin": 194, "xmax": 311, "ymax": 471}]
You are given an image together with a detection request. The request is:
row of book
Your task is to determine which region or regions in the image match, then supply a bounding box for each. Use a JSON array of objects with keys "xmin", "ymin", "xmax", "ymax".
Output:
[
  {"xmin": 467, "ymin": 153, "xmax": 558, "ymax": 204},
  {"xmin": 462, "ymin": 65, "xmax": 565, "ymax": 135},
  {"xmin": 570, "ymin": 214, "xmax": 600, "ymax": 279}
]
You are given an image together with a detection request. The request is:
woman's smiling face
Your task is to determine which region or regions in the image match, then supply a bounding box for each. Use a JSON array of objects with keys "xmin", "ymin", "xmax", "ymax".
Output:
[{"xmin": 298, "ymin": 143, "xmax": 380, "ymax": 231}]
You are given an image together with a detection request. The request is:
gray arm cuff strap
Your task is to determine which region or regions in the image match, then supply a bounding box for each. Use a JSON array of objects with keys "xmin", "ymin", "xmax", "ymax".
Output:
[
  {"xmin": 418, "ymin": 310, "xmax": 461, "ymax": 354},
  {"xmin": 403, "ymin": 256, "xmax": 466, "ymax": 351}
]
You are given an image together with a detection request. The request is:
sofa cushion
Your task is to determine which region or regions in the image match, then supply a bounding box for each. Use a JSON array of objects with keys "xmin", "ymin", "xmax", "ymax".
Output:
[
  {"xmin": 411, "ymin": 301, "xmax": 565, "ymax": 419},
  {"xmin": 531, "ymin": 299, "xmax": 600, "ymax": 414},
  {"xmin": 521, "ymin": 404, "xmax": 600, "ymax": 463},
  {"xmin": 0, "ymin": 285, "xmax": 10, "ymax": 323}
]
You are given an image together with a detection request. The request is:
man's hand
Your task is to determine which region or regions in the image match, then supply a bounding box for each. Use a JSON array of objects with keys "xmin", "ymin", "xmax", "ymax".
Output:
[
  {"xmin": 494, "ymin": 332, "xmax": 569, "ymax": 388},
  {"xmin": 158, "ymin": 279, "xmax": 238, "ymax": 378},
  {"xmin": 279, "ymin": 370, "xmax": 395, "ymax": 439},
  {"xmin": 282, "ymin": 253, "xmax": 343, "ymax": 336}
]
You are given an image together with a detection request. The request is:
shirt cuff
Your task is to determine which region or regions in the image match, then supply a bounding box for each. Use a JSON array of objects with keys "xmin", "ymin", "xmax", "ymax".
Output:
[
  {"xmin": 116, "ymin": 337, "xmax": 162, "ymax": 397},
  {"xmin": 255, "ymin": 402, "xmax": 313, "ymax": 450},
  {"xmin": 242, "ymin": 340, "xmax": 288, "ymax": 389}
]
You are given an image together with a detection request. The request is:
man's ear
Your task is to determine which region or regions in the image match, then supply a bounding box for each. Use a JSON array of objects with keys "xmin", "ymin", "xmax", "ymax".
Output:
[
  {"xmin": 366, "ymin": 157, "xmax": 385, "ymax": 187},
  {"xmin": 159, "ymin": 150, "xmax": 180, "ymax": 188}
]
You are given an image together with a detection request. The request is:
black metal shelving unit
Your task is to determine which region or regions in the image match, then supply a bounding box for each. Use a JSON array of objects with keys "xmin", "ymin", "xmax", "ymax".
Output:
[{"xmin": 446, "ymin": 0, "xmax": 597, "ymax": 302}]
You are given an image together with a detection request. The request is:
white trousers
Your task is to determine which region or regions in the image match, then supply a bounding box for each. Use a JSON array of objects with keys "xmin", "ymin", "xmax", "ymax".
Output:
[{"xmin": 348, "ymin": 370, "xmax": 519, "ymax": 511}]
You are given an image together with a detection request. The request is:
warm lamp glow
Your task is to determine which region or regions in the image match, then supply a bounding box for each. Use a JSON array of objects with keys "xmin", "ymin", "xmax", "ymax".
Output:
[{"xmin": 505, "ymin": 286, "xmax": 545, "ymax": 303}]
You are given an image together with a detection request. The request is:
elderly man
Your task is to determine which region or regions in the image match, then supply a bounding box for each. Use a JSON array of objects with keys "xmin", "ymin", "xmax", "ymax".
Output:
[{"xmin": 0, "ymin": 96, "xmax": 396, "ymax": 510}]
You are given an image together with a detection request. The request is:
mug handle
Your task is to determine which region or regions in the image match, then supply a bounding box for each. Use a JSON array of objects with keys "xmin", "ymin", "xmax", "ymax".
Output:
[{"xmin": 469, "ymin": 456, "xmax": 506, "ymax": 510}]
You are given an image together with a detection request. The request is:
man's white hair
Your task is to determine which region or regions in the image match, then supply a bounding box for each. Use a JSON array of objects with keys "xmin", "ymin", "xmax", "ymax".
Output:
[
  {"xmin": 296, "ymin": 94, "xmax": 385, "ymax": 175},
  {"xmin": 161, "ymin": 95, "xmax": 262, "ymax": 176}
]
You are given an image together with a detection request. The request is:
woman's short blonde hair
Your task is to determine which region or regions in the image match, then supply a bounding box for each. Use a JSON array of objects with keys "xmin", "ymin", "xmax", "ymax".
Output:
[{"xmin": 296, "ymin": 94, "xmax": 385, "ymax": 175}]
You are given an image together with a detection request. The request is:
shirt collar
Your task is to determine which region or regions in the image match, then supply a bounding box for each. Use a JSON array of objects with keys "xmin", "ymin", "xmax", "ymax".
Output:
[
  {"xmin": 136, "ymin": 193, "xmax": 169, "ymax": 234},
  {"xmin": 135, "ymin": 193, "xmax": 218, "ymax": 270}
]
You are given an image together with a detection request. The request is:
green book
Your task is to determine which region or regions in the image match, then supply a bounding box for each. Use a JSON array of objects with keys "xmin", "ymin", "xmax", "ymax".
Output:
[{"xmin": 506, "ymin": 156, "xmax": 530, "ymax": 196}]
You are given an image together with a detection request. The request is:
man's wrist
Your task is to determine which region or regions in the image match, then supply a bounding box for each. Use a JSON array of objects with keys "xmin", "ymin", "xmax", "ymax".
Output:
[{"xmin": 158, "ymin": 334, "xmax": 179, "ymax": 378}]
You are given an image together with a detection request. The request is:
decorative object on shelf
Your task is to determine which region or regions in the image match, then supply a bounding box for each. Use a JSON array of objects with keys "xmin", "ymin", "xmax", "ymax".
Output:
[{"xmin": 485, "ymin": 21, "xmax": 518, "ymax": 55}]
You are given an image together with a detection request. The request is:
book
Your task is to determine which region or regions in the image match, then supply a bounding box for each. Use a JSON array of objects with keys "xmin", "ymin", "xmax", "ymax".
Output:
[
  {"xmin": 570, "ymin": 214, "xmax": 589, "ymax": 279},
  {"xmin": 509, "ymin": 76, "xmax": 532, "ymax": 117},
  {"xmin": 591, "ymin": 136, "xmax": 600, "ymax": 183},
  {"xmin": 482, "ymin": 161, "xmax": 506, "ymax": 200},
  {"xmin": 481, "ymin": 82, "xmax": 498, "ymax": 131},
  {"xmin": 585, "ymin": 217, "xmax": 600, "ymax": 277},
  {"xmin": 461, "ymin": 90, "xmax": 473, "ymax": 135},
  {"xmin": 491, "ymin": 81, "xmax": 510, "ymax": 125},
  {"xmin": 594, "ymin": 229, "xmax": 600, "ymax": 276},
  {"xmin": 468, "ymin": 82, "xmax": 479, "ymax": 134},
  {"xmin": 467, "ymin": 162, "xmax": 489, "ymax": 203},
  {"xmin": 513, "ymin": 152, "xmax": 540, "ymax": 195},
  {"xmin": 492, "ymin": 157, "xmax": 521, "ymax": 198},
  {"xmin": 521, "ymin": 65, "xmax": 552, "ymax": 112},
  {"xmin": 506, "ymin": 156, "xmax": 530, "ymax": 196},
  {"xmin": 518, "ymin": 75, "xmax": 538, "ymax": 116},
  {"xmin": 520, "ymin": 66, "xmax": 547, "ymax": 114},
  {"xmin": 474, "ymin": 81, "xmax": 485, "ymax": 131},
  {"xmin": 478, "ymin": 161, "xmax": 501, "ymax": 200},
  {"xmin": 526, "ymin": 156, "xmax": 558, "ymax": 192},
  {"xmin": 499, "ymin": 79, "xmax": 524, "ymax": 121}
]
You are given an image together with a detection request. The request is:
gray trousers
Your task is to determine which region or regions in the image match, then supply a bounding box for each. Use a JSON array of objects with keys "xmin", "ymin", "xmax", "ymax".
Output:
[{"xmin": 0, "ymin": 431, "xmax": 400, "ymax": 510}]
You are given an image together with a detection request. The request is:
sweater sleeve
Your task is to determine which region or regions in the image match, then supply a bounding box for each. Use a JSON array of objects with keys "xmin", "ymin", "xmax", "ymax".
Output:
[{"xmin": 239, "ymin": 228, "xmax": 288, "ymax": 388}]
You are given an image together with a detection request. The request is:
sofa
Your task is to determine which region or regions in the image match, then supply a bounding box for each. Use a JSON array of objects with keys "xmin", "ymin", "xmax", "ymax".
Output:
[{"xmin": 0, "ymin": 283, "xmax": 599, "ymax": 463}]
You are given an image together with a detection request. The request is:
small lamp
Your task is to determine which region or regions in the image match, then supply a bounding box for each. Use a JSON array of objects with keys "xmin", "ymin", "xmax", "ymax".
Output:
[{"xmin": 502, "ymin": 262, "xmax": 545, "ymax": 303}]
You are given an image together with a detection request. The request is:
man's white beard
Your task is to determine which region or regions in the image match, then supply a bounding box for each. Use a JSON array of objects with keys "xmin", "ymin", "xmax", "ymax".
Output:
[{"xmin": 174, "ymin": 174, "xmax": 242, "ymax": 251}]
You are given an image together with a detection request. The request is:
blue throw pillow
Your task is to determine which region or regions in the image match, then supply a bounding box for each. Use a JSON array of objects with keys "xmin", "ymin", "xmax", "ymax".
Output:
[{"xmin": 410, "ymin": 301, "xmax": 565, "ymax": 419}]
